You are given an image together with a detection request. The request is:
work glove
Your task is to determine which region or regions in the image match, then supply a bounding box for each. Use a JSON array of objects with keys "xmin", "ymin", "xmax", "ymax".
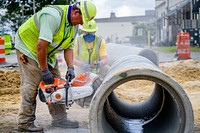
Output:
[
  {"xmin": 66, "ymin": 66, "xmax": 75, "ymax": 82},
  {"xmin": 42, "ymin": 69, "xmax": 54, "ymax": 84},
  {"xmin": 81, "ymin": 63, "xmax": 91, "ymax": 72},
  {"xmin": 94, "ymin": 61, "xmax": 103, "ymax": 69}
]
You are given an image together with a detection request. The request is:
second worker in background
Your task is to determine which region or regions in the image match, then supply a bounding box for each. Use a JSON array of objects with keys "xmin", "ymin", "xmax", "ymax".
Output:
[{"xmin": 74, "ymin": 19, "xmax": 110, "ymax": 79}]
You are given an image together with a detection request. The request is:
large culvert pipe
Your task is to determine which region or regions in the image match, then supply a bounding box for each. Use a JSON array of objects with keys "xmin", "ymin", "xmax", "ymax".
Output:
[{"xmin": 89, "ymin": 50, "xmax": 194, "ymax": 133}]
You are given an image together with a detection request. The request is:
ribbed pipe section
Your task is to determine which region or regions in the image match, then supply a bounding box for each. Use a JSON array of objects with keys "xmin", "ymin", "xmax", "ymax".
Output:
[{"xmin": 89, "ymin": 49, "xmax": 194, "ymax": 133}]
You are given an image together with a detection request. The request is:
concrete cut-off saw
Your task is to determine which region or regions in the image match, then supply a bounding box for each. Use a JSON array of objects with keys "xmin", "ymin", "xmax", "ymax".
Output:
[{"xmin": 38, "ymin": 72, "xmax": 102, "ymax": 108}]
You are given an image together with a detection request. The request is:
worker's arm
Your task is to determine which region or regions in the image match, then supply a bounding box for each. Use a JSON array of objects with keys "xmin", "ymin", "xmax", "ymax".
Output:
[
  {"xmin": 37, "ymin": 39, "xmax": 54, "ymax": 84},
  {"xmin": 36, "ymin": 8, "xmax": 60, "ymax": 70},
  {"xmin": 64, "ymin": 48, "xmax": 74, "ymax": 68},
  {"xmin": 37, "ymin": 39, "xmax": 49, "ymax": 71},
  {"xmin": 36, "ymin": 8, "xmax": 61, "ymax": 84}
]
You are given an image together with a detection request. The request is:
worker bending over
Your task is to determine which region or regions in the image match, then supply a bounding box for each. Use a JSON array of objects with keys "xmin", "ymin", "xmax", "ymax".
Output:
[{"xmin": 15, "ymin": 0, "xmax": 96, "ymax": 132}]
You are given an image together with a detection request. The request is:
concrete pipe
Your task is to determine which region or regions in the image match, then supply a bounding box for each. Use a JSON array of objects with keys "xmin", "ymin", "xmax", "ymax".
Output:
[{"xmin": 89, "ymin": 49, "xmax": 194, "ymax": 133}]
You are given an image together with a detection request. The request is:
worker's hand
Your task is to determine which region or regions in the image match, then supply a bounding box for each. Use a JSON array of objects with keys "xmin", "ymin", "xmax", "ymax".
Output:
[
  {"xmin": 66, "ymin": 67, "xmax": 75, "ymax": 82},
  {"xmin": 94, "ymin": 61, "xmax": 103, "ymax": 68},
  {"xmin": 42, "ymin": 69, "xmax": 54, "ymax": 84},
  {"xmin": 81, "ymin": 63, "xmax": 91, "ymax": 72}
]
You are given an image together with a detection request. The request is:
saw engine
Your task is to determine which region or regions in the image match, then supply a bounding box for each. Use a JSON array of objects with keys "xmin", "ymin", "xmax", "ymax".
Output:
[{"xmin": 38, "ymin": 72, "xmax": 101, "ymax": 108}]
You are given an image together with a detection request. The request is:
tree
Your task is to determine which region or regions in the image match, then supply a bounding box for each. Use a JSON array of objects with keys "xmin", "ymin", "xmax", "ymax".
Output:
[
  {"xmin": 0, "ymin": 0, "xmax": 76, "ymax": 33},
  {"xmin": 130, "ymin": 22, "xmax": 156, "ymax": 47}
]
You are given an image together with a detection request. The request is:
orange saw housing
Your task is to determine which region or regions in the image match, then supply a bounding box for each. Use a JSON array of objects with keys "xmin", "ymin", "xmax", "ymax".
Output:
[
  {"xmin": 39, "ymin": 78, "xmax": 66, "ymax": 92},
  {"xmin": 72, "ymin": 73, "xmax": 91, "ymax": 87}
]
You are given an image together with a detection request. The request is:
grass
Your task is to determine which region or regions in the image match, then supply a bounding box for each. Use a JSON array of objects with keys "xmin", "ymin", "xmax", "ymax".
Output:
[{"xmin": 156, "ymin": 46, "xmax": 200, "ymax": 53}]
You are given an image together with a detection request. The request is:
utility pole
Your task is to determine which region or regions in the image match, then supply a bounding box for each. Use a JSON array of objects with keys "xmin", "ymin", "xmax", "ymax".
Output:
[
  {"xmin": 166, "ymin": 0, "xmax": 169, "ymax": 45},
  {"xmin": 199, "ymin": 7, "xmax": 200, "ymax": 28},
  {"xmin": 190, "ymin": 0, "xmax": 193, "ymax": 21},
  {"xmin": 148, "ymin": 31, "xmax": 151, "ymax": 48},
  {"xmin": 33, "ymin": 0, "xmax": 36, "ymax": 14},
  {"xmin": 22, "ymin": 5, "xmax": 24, "ymax": 18}
]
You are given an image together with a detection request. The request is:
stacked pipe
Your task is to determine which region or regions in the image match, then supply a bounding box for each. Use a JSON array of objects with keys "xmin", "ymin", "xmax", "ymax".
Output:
[{"xmin": 89, "ymin": 49, "xmax": 194, "ymax": 133}]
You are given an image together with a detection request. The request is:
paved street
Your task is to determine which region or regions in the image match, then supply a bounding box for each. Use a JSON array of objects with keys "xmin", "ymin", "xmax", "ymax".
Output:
[{"xmin": 1, "ymin": 44, "xmax": 200, "ymax": 68}]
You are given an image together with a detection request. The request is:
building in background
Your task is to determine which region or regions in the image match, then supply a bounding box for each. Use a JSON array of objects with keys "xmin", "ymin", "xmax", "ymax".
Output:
[
  {"xmin": 155, "ymin": 0, "xmax": 200, "ymax": 46},
  {"xmin": 94, "ymin": 10, "xmax": 155, "ymax": 46}
]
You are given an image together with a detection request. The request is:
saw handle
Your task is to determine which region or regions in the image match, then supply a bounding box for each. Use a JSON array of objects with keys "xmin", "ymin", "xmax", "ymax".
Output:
[{"xmin": 65, "ymin": 76, "xmax": 71, "ymax": 108}]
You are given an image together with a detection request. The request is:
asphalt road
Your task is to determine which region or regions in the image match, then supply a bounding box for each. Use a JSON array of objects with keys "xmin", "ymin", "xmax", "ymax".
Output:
[
  {"xmin": 106, "ymin": 43, "xmax": 200, "ymax": 63},
  {"xmin": 1, "ymin": 44, "xmax": 200, "ymax": 67}
]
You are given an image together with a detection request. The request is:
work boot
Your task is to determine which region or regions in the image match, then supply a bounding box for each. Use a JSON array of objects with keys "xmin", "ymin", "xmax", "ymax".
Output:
[
  {"xmin": 18, "ymin": 123, "xmax": 43, "ymax": 132},
  {"xmin": 52, "ymin": 118, "xmax": 79, "ymax": 128}
]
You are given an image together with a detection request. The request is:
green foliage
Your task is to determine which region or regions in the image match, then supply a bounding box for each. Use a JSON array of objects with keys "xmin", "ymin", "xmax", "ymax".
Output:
[
  {"xmin": 129, "ymin": 36, "xmax": 147, "ymax": 44},
  {"xmin": 157, "ymin": 46, "xmax": 177, "ymax": 52},
  {"xmin": 130, "ymin": 22, "xmax": 156, "ymax": 45},
  {"xmin": 0, "ymin": 0, "xmax": 75, "ymax": 32},
  {"xmin": 190, "ymin": 46, "xmax": 200, "ymax": 52},
  {"xmin": 157, "ymin": 46, "xmax": 200, "ymax": 52}
]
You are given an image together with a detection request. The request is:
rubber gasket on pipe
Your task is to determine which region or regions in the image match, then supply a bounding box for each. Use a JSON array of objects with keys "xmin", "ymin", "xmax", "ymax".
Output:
[{"xmin": 89, "ymin": 53, "xmax": 194, "ymax": 133}]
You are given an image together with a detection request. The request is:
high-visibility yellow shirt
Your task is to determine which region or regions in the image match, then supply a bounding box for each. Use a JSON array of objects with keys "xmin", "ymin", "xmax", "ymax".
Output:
[{"xmin": 74, "ymin": 35, "xmax": 107, "ymax": 60}]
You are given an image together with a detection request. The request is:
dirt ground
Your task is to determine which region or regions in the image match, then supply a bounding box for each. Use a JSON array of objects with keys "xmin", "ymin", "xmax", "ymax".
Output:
[{"xmin": 0, "ymin": 59, "xmax": 200, "ymax": 132}]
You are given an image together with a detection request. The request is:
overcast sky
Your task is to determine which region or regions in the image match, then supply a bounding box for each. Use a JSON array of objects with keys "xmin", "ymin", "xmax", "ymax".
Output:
[{"xmin": 92, "ymin": 0, "xmax": 155, "ymax": 18}]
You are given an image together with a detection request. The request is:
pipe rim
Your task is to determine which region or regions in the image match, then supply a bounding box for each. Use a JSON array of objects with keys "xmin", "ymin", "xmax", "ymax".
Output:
[{"xmin": 89, "ymin": 69, "xmax": 194, "ymax": 133}]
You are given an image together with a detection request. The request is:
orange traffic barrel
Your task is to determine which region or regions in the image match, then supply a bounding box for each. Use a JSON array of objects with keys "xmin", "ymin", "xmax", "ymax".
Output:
[
  {"xmin": 176, "ymin": 32, "xmax": 190, "ymax": 59},
  {"xmin": 0, "ymin": 37, "xmax": 6, "ymax": 63}
]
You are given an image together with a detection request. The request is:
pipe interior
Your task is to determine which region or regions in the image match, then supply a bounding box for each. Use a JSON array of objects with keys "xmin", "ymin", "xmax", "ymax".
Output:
[{"xmin": 99, "ymin": 76, "xmax": 185, "ymax": 133}]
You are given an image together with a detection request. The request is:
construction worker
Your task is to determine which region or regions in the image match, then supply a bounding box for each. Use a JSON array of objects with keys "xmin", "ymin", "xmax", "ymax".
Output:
[
  {"xmin": 74, "ymin": 19, "xmax": 109, "ymax": 79},
  {"xmin": 14, "ymin": 1, "xmax": 96, "ymax": 132}
]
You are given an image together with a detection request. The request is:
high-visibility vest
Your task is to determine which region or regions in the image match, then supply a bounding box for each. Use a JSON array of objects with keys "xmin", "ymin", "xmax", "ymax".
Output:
[
  {"xmin": 76, "ymin": 35, "xmax": 102, "ymax": 73},
  {"xmin": 18, "ymin": 5, "xmax": 78, "ymax": 63}
]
